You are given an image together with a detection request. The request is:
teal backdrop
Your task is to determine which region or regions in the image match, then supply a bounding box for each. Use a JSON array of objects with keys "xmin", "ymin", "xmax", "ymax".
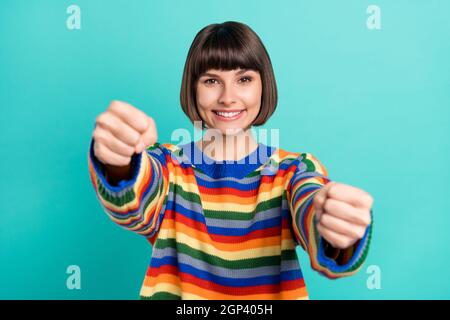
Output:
[{"xmin": 1, "ymin": 0, "xmax": 449, "ymax": 299}]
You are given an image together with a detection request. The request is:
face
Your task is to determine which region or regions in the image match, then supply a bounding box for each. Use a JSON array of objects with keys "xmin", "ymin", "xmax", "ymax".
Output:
[{"xmin": 196, "ymin": 68, "xmax": 262, "ymax": 135}]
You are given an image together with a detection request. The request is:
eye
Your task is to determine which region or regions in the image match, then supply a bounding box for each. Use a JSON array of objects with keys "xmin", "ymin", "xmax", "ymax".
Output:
[
  {"xmin": 204, "ymin": 78, "xmax": 219, "ymax": 84},
  {"xmin": 239, "ymin": 76, "xmax": 252, "ymax": 83}
]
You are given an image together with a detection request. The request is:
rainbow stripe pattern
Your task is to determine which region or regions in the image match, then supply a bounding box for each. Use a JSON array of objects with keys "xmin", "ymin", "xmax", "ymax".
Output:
[{"xmin": 88, "ymin": 139, "xmax": 372, "ymax": 299}]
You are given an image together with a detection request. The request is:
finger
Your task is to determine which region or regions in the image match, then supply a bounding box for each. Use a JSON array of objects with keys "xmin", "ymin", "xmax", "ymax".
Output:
[
  {"xmin": 327, "ymin": 183, "xmax": 373, "ymax": 209},
  {"xmin": 93, "ymin": 140, "xmax": 132, "ymax": 167},
  {"xmin": 315, "ymin": 181, "xmax": 337, "ymax": 208},
  {"xmin": 316, "ymin": 223, "xmax": 357, "ymax": 249},
  {"xmin": 93, "ymin": 126, "xmax": 135, "ymax": 157},
  {"xmin": 139, "ymin": 117, "xmax": 158, "ymax": 149},
  {"xmin": 96, "ymin": 112, "xmax": 141, "ymax": 147},
  {"xmin": 324, "ymin": 198, "xmax": 371, "ymax": 226},
  {"xmin": 313, "ymin": 181, "xmax": 337, "ymax": 221},
  {"xmin": 320, "ymin": 212, "xmax": 367, "ymax": 239},
  {"xmin": 108, "ymin": 100, "xmax": 150, "ymax": 134}
]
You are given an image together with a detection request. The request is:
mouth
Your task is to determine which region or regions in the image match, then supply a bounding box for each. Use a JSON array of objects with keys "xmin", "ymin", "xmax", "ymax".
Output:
[{"xmin": 212, "ymin": 109, "xmax": 245, "ymax": 121}]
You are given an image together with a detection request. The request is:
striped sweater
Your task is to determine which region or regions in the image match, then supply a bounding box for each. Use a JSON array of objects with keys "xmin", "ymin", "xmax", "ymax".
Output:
[{"xmin": 87, "ymin": 139, "xmax": 372, "ymax": 300}]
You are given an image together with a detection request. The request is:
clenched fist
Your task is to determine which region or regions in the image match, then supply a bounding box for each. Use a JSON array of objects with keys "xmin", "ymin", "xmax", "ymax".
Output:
[
  {"xmin": 313, "ymin": 181, "xmax": 373, "ymax": 249},
  {"xmin": 92, "ymin": 100, "xmax": 157, "ymax": 167}
]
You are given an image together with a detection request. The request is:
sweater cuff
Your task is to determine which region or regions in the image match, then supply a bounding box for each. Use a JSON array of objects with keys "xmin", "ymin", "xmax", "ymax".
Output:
[
  {"xmin": 89, "ymin": 138, "xmax": 142, "ymax": 193},
  {"xmin": 316, "ymin": 209, "xmax": 373, "ymax": 275}
]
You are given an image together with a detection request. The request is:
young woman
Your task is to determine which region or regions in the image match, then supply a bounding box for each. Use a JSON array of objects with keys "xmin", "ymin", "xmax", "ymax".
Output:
[{"xmin": 88, "ymin": 21, "xmax": 373, "ymax": 300}]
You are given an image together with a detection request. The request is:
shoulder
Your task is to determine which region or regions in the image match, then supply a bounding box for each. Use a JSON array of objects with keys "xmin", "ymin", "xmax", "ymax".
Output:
[
  {"xmin": 272, "ymin": 148, "xmax": 328, "ymax": 177},
  {"xmin": 146, "ymin": 142, "xmax": 182, "ymax": 154},
  {"xmin": 143, "ymin": 142, "xmax": 184, "ymax": 165},
  {"xmin": 146, "ymin": 142, "xmax": 197, "ymax": 168}
]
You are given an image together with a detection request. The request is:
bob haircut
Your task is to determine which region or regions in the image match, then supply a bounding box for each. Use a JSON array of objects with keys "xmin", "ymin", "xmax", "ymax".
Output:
[{"xmin": 180, "ymin": 21, "xmax": 278, "ymax": 129}]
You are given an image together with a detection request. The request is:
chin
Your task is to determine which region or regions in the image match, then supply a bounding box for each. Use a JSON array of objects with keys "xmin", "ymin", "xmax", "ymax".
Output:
[{"xmin": 220, "ymin": 128, "xmax": 242, "ymax": 135}]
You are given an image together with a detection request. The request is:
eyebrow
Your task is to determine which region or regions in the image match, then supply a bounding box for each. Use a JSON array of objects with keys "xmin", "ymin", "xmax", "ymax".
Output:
[{"xmin": 200, "ymin": 69, "xmax": 251, "ymax": 78}]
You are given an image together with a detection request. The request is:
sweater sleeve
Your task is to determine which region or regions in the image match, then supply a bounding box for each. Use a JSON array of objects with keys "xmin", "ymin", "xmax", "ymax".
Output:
[
  {"xmin": 87, "ymin": 138, "xmax": 170, "ymax": 244},
  {"xmin": 287, "ymin": 153, "xmax": 372, "ymax": 279}
]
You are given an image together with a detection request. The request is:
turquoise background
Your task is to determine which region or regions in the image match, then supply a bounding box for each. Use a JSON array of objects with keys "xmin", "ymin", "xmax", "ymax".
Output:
[{"xmin": 1, "ymin": 0, "xmax": 449, "ymax": 299}]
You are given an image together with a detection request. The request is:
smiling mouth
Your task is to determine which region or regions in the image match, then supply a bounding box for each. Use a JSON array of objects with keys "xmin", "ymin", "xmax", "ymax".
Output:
[{"xmin": 212, "ymin": 110, "xmax": 245, "ymax": 119}]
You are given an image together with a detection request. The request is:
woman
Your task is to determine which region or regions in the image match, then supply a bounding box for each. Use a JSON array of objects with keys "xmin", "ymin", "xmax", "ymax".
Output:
[{"xmin": 88, "ymin": 21, "xmax": 373, "ymax": 299}]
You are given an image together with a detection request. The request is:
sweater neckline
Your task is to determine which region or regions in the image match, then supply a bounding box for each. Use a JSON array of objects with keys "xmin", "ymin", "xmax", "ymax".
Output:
[{"xmin": 178, "ymin": 141, "xmax": 276, "ymax": 179}]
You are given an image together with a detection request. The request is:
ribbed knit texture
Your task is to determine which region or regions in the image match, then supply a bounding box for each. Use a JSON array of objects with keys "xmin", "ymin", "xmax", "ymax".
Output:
[{"xmin": 88, "ymin": 139, "xmax": 372, "ymax": 300}]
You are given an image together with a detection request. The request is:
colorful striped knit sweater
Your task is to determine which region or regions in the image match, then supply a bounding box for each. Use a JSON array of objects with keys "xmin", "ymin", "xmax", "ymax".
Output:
[{"xmin": 88, "ymin": 138, "xmax": 372, "ymax": 300}]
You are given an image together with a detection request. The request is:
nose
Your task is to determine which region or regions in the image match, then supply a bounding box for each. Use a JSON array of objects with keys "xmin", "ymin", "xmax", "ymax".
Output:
[{"xmin": 218, "ymin": 82, "xmax": 237, "ymax": 106}]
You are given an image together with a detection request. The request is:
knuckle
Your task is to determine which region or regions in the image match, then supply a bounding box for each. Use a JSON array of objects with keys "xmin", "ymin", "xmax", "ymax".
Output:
[
  {"xmin": 348, "ymin": 226, "xmax": 359, "ymax": 239},
  {"xmin": 93, "ymin": 128, "xmax": 104, "ymax": 142},
  {"xmin": 320, "ymin": 213, "xmax": 329, "ymax": 225},
  {"xmin": 120, "ymin": 156, "xmax": 131, "ymax": 166},
  {"xmin": 108, "ymin": 100, "xmax": 121, "ymax": 110},
  {"xmin": 337, "ymin": 238, "xmax": 349, "ymax": 249},
  {"xmin": 351, "ymin": 227, "xmax": 362, "ymax": 239},
  {"xmin": 323, "ymin": 200, "xmax": 329, "ymax": 212},
  {"xmin": 131, "ymin": 132, "xmax": 141, "ymax": 145},
  {"xmin": 95, "ymin": 112, "xmax": 106, "ymax": 125},
  {"xmin": 94, "ymin": 142, "xmax": 105, "ymax": 157},
  {"xmin": 327, "ymin": 182, "xmax": 337, "ymax": 195},
  {"xmin": 94, "ymin": 152, "xmax": 104, "ymax": 163},
  {"xmin": 92, "ymin": 129, "xmax": 99, "ymax": 141},
  {"xmin": 334, "ymin": 240, "xmax": 343, "ymax": 249},
  {"xmin": 124, "ymin": 140, "xmax": 135, "ymax": 151},
  {"xmin": 343, "ymin": 239, "xmax": 351, "ymax": 248},
  {"xmin": 358, "ymin": 228, "xmax": 366, "ymax": 238},
  {"xmin": 327, "ymin": 184, "xmax": 335, "ymax": 195},
  {"xmin": 323, "ymin": 199, "xmax": 334, "ymax": 213},
  {"xmin": 110, "ymin": 138, "xmax": 128, "ymax": 155},
  {"xmin": 124, "ymin": 145, "xmax": 135, "ymax": 156},
  {"xmin": 364, "ymin": 194, "xmax": 374, "ymax": 207},
  {"xmin": 94, "ymin": 139, "xmax": 102, "ymax": 150}
]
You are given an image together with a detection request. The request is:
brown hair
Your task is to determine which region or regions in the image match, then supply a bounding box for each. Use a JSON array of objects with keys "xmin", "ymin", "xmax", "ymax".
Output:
[{"xmin": 180, "ymin": 21, "xmax": 278, "ymax": 129}]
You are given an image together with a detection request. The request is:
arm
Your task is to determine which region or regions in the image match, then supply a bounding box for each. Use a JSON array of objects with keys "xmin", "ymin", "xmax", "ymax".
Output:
[
  {"xmin": 87, "ymin": 138, "xmax": 170, "ymax": 244},
  {"xmin": 287, "ymin": 153, "xmax": 373, "ymax": 279}
]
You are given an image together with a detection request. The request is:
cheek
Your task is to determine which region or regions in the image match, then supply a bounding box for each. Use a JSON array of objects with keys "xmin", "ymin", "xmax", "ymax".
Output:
[
  {"xmin": 197, "ymin": 87, "xmax": 217, "ymax": 110},
  {"xmin": 241, "ymin": 85, "xmax": 262, "ymax": 110}
]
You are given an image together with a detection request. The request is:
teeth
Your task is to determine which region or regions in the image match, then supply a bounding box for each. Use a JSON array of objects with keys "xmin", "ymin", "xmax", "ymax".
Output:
[{"xmin": 215, "ymin": 111, "xmax": 243, "ymax": 118}]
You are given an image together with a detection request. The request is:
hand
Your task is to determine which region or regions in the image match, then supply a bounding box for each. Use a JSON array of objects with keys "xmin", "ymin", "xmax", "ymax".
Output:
[
  {"xmin": 313, "ymin": 181, "xmax": 373, "ymax": 249},
  {"xmin": 92, "ymin": 100, "xmax": 157, "ymax": 167}
]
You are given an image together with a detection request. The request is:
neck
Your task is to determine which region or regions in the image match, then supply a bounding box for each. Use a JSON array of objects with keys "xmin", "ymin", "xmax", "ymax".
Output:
[{"xmin": 196, "ymin": 128, "xmax": 258, "ymax": 161}]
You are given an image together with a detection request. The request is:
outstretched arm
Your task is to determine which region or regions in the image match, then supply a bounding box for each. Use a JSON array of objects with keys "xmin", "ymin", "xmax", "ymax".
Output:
[
  {"xmin": 288, "ymin": 153, "xmax": 373, "ymax": 279},
  {"xmin": 87, "ymin": 100, "xmax": 170, "ymax": 245}
]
